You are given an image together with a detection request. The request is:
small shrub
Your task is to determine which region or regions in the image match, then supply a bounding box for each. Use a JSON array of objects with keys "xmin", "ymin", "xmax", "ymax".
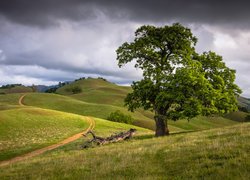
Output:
[
  {"xmin": 98, "ymin": 77, "xmax": 107, "ymax": 81},
  {"xmin": 238, "ymin": 106, "xmax": 249, "ymax": 113},
  {"xmin": 75, "ymin": 77, "xmax": 85, "ymax": 82},
  {"xmin": 71, "ymin": 86, "xmax": 82, "ymax": 94},
  {"xmin": 107, "ymin": 110, "xmax": 134, "ymax": 124},
  {"xmin": 45, "ymin": 87, "xmax": 58, "ymax": 93},
  {"xmin": 245, "ymin": 114, "xmax": 250, "ymax": 122}
]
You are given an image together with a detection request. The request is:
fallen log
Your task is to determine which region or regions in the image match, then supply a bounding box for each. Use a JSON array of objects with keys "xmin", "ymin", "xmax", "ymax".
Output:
[{"xmin": 82, "ymin": 128, "xmax": 137, "ymax": 148}]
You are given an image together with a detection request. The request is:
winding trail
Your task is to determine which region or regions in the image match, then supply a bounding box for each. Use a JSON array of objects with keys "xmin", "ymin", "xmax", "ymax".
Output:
[
  {"xmin": 18, "ymin": 94, "xmax": 26, "ymax": 106},
  {"xmin": 0, "ymin": 94, "xmax": 95, "ymax": 167}
]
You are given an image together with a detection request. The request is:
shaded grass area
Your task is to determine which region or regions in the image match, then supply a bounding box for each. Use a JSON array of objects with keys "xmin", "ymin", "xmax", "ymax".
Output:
[
  {"xmin": 0, "ymin": 123, "xmax": 249, "ymax": 179},
  {"xmin": 168, "ymin": 115, "xmax": 238, "ymax": 131},
  {"xmin": 224, "ymin": 111, "xmax": 249, "ymax": 122},
  {"xmin": 0, "ymin": 107, "xmax": 89, "ymax": 161}
]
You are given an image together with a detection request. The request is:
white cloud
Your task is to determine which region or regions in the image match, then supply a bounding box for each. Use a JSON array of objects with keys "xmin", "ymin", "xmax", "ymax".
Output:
[{"xmin": 214, "ymin": 33, "xmax": 237, "ymax": 50}]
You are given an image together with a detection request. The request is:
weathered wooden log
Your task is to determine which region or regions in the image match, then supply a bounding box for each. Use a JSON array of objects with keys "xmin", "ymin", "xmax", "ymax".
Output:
[{"xmin": 82, "ymin": 128, "xmax": 137, "ymax": 148}]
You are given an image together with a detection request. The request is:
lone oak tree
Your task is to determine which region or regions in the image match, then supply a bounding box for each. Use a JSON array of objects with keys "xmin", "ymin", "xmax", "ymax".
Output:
[{"xmin": 116, "ymin": 23, "xmax": 241, "ymax": 136}]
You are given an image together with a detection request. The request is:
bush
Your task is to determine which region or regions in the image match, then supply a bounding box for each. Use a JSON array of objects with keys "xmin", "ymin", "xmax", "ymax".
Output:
[
  {"xmin": 238, "ymin": 106, "xmax": 249, "ymax": 113},
  {"xmin": 45, "ymin": 87, "xmax": 58, "ymax": 93},
  {"xmin": 107, "ymin": 110, "xmax": 134, "ymax": 124},
  {"xmin": 245, "ymin": 114, "xmax": 250, "ymax": 122},
  {"xmin": 71, "ymin": 86, "xmax": 82, "ymax": 94},
  {"xmin": 98, "ymin": 77, "xmax": 107, "ymax": 81}
]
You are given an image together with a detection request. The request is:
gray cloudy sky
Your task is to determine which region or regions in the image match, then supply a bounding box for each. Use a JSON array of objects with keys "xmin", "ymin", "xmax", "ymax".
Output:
[{"xmin": 0, "ymin": 0, "xmax": 250, "ymax": 97}]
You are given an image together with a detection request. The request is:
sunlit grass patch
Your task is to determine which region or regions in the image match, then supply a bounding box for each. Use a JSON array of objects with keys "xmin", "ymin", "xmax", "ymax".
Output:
[{"xmin": 0, "ymin": 107, "xmax": 89, "ymax": 161}]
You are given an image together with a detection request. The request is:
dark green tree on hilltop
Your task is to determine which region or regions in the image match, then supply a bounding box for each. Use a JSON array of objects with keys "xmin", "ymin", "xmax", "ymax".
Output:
[{"xmin": 116, "ymin": 23, "xmax": 241, "ymax": 136}]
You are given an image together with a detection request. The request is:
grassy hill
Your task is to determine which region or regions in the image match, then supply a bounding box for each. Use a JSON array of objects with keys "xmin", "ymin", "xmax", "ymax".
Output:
[
  {"xmin": 22, "ymin": 93, "xmax": 238, "ymax": 133},
  {"xmin": 22, "ymin": 93, "xmax": 158, "ymax": 131},
  {"xmin": 0, "ymin": 79, "xmax": 248, "ymax": 178},
  {"xmin": 0, "ymin": 78, "xmax": 241, "ymax": 133},
  {"xmin": 0, "ymin": 105, "xmax": 152, "ymax": 161},
  {"xmin": 0, "ymin": 85, "xmax": 33, "ymax": 94},
  {"xmin": 238, "ymin": 96, "xmax": 250, "ymax": 110},
  {"xmin": 54, "ymin": 78, "xmax": 240, "ymax": 130},
  {"xmin": 0, "ymin": 107, "xmax": 89, "ymax": 161},
  {"xmin": 0, "ymin": 123, "xmax": 249, "ymax": 179},
  {"xmin": 0, "ymin": 93, "xmax": 24, "ymax": 110},
  {"xmin": 56, "ymin": 78, "xmax": 131, "ymax": 107}
]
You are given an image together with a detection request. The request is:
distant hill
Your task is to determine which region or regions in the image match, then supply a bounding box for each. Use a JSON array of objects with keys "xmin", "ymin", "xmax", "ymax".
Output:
[
  {"xmin": 238, "ymin": 96, "xmax": 250, "ymax": 111},
  {"xmin": 0, "ymin": 84, "xmax": 33, "ymax": 94},
  {"xmin": 56, "ymin": 77, "xmax": 131, "ymax": 107},
  {"xmin": 36, "ymin": 85, "xmax": 56, "ymax": 92}
]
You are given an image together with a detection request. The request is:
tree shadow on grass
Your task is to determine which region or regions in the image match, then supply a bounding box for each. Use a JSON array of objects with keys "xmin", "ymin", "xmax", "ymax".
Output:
[
  {"xmin": 170, "ymin": 130, "xmax": 197, "ymax": 136},
  {"xmin": 134, "ymin": 130, "xmax": 200, "ymax": 140},
  {"xmin": 133, "ymin": 134, "xmax": 155, "ymax": 140}
]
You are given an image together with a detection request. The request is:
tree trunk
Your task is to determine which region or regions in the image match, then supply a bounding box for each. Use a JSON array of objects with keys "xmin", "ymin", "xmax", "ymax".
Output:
[{"xmin": 154, "ymin": 111, "xmax": 169, "ymax": 136}]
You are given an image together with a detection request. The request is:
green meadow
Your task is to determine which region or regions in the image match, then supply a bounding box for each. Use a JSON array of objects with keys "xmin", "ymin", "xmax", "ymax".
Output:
[
  {"xmin": 0, "ymin": 123, "xmax": 249, "ymax": 179},
  {"xmin": 0, "ymin": 107, "xmax": 89, "ymax": 161},
  {"xmin": 0, "ymin": 78, "xmax": 249, "ymax": 179}
]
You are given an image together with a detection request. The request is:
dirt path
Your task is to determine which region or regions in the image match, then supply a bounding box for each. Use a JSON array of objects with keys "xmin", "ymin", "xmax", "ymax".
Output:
[
  {"xmin": 0, "ymin": 95, "xmax": 96, "ymax": 167},
  {"xmin": 18, "ymin": 94, "xmax": 26, "ymax": 106}
]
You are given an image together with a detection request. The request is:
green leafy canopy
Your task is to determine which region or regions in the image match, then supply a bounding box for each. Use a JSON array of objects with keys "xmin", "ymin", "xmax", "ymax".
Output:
[{"xmin": 117, "ymin": 23, "xmax": 242, "ymax": 121}]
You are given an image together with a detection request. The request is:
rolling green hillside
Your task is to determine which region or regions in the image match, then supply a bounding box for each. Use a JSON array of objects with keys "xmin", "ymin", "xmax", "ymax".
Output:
[
  {"xmin": 0, "ymin": 93, "xmax": 24, "ymax": 105},
  {"xmin": 23, "ymin": 93, "xmax": 158, "ymax": 131},
  {"xmin": 22, "ymin": 93, "xmax": 238, "ymax": 133},
  {"xmin": 0, "ymin": 107, "xmax": 89, "ymax": 161},
  {"xmin": 0, "ymin": 78, "xmax": 241, "ymax": 133},
  {"xmin": 0, "ymin": 123, "xmax": 249, "ymax": 179},
  {"xmin": 56, "ymin": 78, "xmax": 131, "ymax": 107},
  {"xmin": 0, "ymin": 105, "xmax": 152, "ymax": 161},
  {"xmin": 55, "ymin": 78, "xmax": 240, "ymax": 130},
  {"xmin": 0, "ymin": 79, "xmax": 248, "ymax": 179},
  {"xmin": 0, "ymin": 93, "xmax": 24, "ymax": 110}
]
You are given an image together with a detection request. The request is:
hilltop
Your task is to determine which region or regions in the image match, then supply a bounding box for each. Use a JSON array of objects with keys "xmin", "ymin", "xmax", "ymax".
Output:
[
  {"xmin": 0, "ymin": 84, "xmax": 33, "ymax": 94},
  {"xmin": 56, "ymin": 77, "xmax": 131, "ymax": 107}
]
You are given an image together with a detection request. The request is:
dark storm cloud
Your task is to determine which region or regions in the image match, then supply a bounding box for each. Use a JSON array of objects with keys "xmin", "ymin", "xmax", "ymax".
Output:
[
  {"xmin": 0, "ymin": 0, "xmax": 96, "ymax": 27},
  {"xmin": 1, "ymin": 0, "xmax": 250, "ymax": 27}
]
